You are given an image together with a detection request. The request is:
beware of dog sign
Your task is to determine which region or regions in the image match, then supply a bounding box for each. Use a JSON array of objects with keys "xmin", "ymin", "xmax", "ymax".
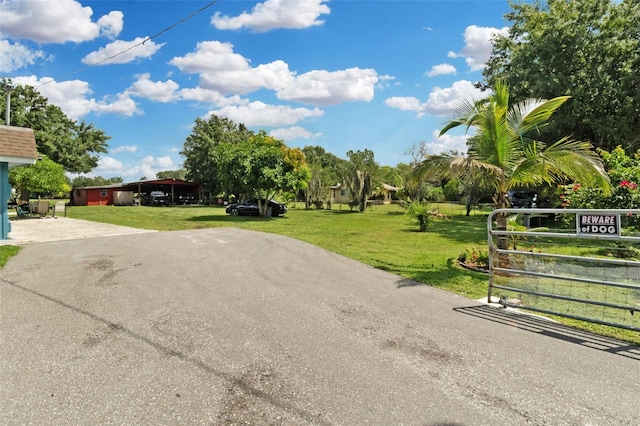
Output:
[{"xmin": 577, "ymin": 213, "xmax": 620, "ymax": 236}]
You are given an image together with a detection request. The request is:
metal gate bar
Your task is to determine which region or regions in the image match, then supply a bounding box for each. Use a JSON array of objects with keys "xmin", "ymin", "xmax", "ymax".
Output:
[{"xmin": 487, "ymin": 208, "xmax": 640, "ymax": 332}]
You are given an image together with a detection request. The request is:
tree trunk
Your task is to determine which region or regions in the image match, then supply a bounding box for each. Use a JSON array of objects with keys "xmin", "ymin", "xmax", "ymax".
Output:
[
  {"xmin": 418, "ymin": 214, "xmax": 427, "ymax": 232},
  {"xmin": 493, "ymin": 191, "xmax": 511, "ymax": 271},
  {"xmin": 496, "ymin": 212, "xmax": 508, "ymax": 250},
  {"xmin": 20, "ymin": 189, "xmax": 31, "ymax": 203}
]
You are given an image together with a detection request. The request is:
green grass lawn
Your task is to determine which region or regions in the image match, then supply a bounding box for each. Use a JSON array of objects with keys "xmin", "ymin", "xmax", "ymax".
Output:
[
  {"xmin": 0, "ymin": 245, "xmax": 21, "ymax": 268},
  {"xmin": 2, "ymin": 201, "xmax": 638, "ymax": 344}
]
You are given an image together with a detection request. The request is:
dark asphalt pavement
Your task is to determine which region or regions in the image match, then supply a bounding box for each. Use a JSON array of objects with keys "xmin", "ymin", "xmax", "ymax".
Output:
[{"xmin": 1, "ymin": 228, "xmax": 639, "ymax": 425}]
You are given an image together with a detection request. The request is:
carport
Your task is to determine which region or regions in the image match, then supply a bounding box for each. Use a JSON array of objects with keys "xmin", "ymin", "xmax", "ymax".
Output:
[
  {"xmin": 122, "ymin": 178, "xmax": 201, "ymax": 205},
  {"xmin": 73, "ymin": 178, "xmax": 201, "ymax": 206}
]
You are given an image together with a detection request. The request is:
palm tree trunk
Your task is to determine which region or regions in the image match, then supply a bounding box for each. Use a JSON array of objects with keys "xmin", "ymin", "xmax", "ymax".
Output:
[
  {"xmin": 496, "ymin": 212, "xmax": 508, "ymax": 250},
  {"xmin": 493, "ymin": 191, "xmax": 511, "ymax": 272}
]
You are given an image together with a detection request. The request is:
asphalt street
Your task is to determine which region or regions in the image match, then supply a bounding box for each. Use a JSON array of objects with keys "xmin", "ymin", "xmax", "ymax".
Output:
[{"xmin": 1, "ymin": 227, "xmax": 639, "ymax": 425}]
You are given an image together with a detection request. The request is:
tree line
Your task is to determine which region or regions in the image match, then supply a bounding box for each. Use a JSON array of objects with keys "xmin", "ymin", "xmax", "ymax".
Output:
[{"xmin": 180, "ymin": 114, "xmax": 397, "ymax": 214}]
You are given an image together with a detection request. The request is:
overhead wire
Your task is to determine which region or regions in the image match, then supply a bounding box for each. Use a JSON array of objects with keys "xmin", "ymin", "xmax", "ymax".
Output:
[{"xmin": 36, "ymin": 0, "xmax": 220, "ymax": 88}]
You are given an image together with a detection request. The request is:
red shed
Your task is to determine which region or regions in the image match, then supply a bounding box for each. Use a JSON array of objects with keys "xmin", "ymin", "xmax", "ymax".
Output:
[{"xmin": 72, "ymin": 183, "xmax": 124, "ymax": 206}]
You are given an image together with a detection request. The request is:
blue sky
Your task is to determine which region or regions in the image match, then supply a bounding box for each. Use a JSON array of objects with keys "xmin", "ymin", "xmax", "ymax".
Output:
[{"xmin": 0, "ymin": 0, "xmax": 511, "ymax": 179}]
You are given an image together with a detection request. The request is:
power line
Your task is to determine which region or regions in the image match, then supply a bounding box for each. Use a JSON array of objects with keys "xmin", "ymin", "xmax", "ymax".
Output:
[{"xmin": 37, "ymin": 0, "xmax": 220, "ymax": 88}]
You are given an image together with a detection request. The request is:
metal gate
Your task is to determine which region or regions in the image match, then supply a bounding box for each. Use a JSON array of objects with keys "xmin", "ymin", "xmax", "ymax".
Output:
[{"xmin": 487, "ymin": 208, "xmax": 640, "ymax": 332}]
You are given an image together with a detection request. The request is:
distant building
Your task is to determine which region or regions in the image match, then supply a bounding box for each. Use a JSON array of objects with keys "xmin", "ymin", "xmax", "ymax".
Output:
[
  {"xmin": 330, "ymin": 182, "xmax": 399, "ymax": 205},
  {"xmin": 380, "ymin": 183, "xmax": 399, "ymax": 204}
]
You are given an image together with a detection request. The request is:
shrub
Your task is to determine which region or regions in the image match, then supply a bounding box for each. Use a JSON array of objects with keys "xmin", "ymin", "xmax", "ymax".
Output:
[
  {"xmin": 405, "ymin": 201, "xmax": 432, "ymax": 232},
  {"xmin": 457, "ymin": 247, "xmax": 490, "ymax": 269}
]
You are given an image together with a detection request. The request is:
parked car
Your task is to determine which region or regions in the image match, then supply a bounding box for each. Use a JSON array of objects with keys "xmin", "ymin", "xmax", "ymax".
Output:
[
  {"xmin": 508, "ymin": 190, "xmax": 537, "ymax": 208},
  {"xmin": 149, "ymin": 190, "xmax": 169, "ymax": 206},
  {"xmin": 176, "ymin": 193, "xmax": 197, "ymax": 205},
  {"xmin": 225, "ymin": 199, "xmax": 287, "ymax": 216}
]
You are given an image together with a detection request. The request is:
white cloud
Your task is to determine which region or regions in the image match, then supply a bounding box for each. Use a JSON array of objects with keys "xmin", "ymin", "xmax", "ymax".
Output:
[
  {"xmin": 385, "ymin": 80, "xmax": 484, "ymax": 117},
  {"xmin": 448, "ymin": 25, "xmax": 509, "ymax": 71},
  {"xmin": 169, "ymin": 41, "xmax": 250, "ymax": 74},
  {"xmin": 427, "ymin": 130, "xmax": 469, "ymax": 155},
  {"xmin": 91, "ymin": 92, "xmax": 141, "ymax": 117},
  {"xmin": 170, "ymin": 41, "xmax": 293, "ymax": 94},
  {"xmin": 96, "ymin": 155, "xmax": 175, "ymax": 180},
  {"xmin": 200, "ymin": 60, "xmax": 293, "ymax": 95},
  {"xmin": 171, "ymin": 41, "xmax": 379, "ymax": 106},
  {"xmin": 128, "ymin": 73, "xmax": 179, "ymax": 102},
  {"xmin": 385, "ymin": 96, "xmax": 423, "ymax": 112},
  {"xmin": 426, "ymin": 63, "xmax": 456, "ymax": 77},
  {"xmin": 135, "ymin": 155, "xmax": 174, "ymax": 180},
  {"xmin": 179, "ymin": 87, "xmax": 247, "ymax": 106},
  {"xmin": 0, "ymin": 0, "xmax": 123, "ymax": 43},
  {"xmin": 82, "ymin": 37, "xmax": 165, "ymax": 65},
  {"xmin": 212, "ymin": 0, "xmax": 330, "ymax": 32},
  {"xmin": 269, "ymin": 126, "xmax": 322, "ymax": 141},
  {"xmin": 14, "ymin": 75, "xmax": 141, "ymax": 118},
  {"xmin": 145, "ymin": 155, "xmax": 173, "ymax": 169},
  {"xmin": 423, "ymin": 80, "xmax": 484, "ymax": 115},
  {"xmin": 93, "ymin": 156, "xmax": 125, "ymax": 176},
  {"xmin": 111, "ymin": 145, "xmax": 137, "ymax": 154},
  {"xmin": 12, "ymin": 76, "xmax": 93, "ymax": 119},
  {"xmin": 0, "ymin": 39, "xmax": 48, "ymax": 72},
  {"xmin": 209, "ymin": 101, "xmax": 323, "ymax": 127},
  {"xmin": 376, "ymin": 74, "xmax": 396, "ymax": 90},
  {"xmin": 277, "ymin": 67, "xmax": 379, "ymax": 106},
  {"xmin": 97, "ymin": 11, "xmax": 124, "ymax": 39}
]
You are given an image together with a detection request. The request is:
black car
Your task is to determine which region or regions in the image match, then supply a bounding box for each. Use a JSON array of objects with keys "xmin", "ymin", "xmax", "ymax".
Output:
[
  {"xmin": 508, "ymin": 191, "xmax": 537, "ymax": 208},
  {"xmin": 225, "ymin": 199, "xmax": 287, "ymax": 216}
]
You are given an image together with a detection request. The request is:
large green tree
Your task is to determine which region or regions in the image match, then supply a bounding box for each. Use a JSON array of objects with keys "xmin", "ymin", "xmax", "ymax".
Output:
[
  {"xmin": 215, "ymin": 132, "xmax": 310, "ymax": 216},
  {"xmin": 0, "ymin": 81, "xmax": 110, "ymax": 173},
  {"xmin": 156, "ymin": 169, "xmax": 187, "ymax": 180},
  {"xmin": 180, "ymin": 114, "xmax": 251, "ymax": 196},
  {"xmin": 414, "ymin": 80, "xmax": 610, "ymax": 247},
  {"xmin": 70, "ymin": 175, "xmax": 123, "ymax": 188},
  {"xmin": 483, "ymin": 0, "xmax": 640, "ymax": 152},
  {"xmin": 301, "ymin": 146, "xmax": 347, "ymax": 208},
  {"xmin": 345, "ymin": 149, "xmax": 379, "ymax": 212},
  {"xmin": 10, "ymin": 156, "xmax": 71, "ymax": 199}
]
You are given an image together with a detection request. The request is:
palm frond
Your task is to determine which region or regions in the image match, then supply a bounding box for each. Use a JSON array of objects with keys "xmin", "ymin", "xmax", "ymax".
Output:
[
  {"xmin": 411, "ymin": 154, "xmax": 457, "ymax": 182},
  {"xmin": 540, "ymin": 138, "xmax": 610, "ymax": 189},
  {"xmin": 438, "ymin": 97, "xmax": 486, "ymax": 137},
  {"xmin": 507, "ymin": 98, "xmax": 545, "ymax": 134},
  {"xmin": 431, "ymin": 80, "xmax": 607, "ymax": 203},
  {"xmin": 517, "ymin": 96, "xmax": 571, "ymax": 135},
  {"xmin": 509, "ymin": 137, "xmax": 611, "ymax": 191}
]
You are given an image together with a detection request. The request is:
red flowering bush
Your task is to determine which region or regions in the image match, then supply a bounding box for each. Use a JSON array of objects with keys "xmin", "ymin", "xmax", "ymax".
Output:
[{"xmin": 559, "ymin": 146, "xmax": 640, "ymax": 230}]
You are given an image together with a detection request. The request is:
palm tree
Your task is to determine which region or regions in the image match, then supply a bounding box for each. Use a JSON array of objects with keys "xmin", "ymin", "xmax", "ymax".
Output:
[{"xmin": 414, "ymin": 80, "xmax": 610, "ymax": 248}]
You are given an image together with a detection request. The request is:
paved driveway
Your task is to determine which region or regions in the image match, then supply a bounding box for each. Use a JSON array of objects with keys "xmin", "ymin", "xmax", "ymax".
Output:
[
  {"xmin": 2, "ymin": 216, "xmax": 156, "ymax": 245},
  {"xmin": 1, "ymin": 228, "xmax": 639, "ymax": 425}
]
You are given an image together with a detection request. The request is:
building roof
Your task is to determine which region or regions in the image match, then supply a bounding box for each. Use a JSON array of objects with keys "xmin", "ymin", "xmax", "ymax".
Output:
[
  {"xmin": 123, "ymin": 178, "xmax": 196, "ymax": 187},
  {"xmin": 76, "ymin": 178, "xmax": 200, "ymax": 191},
  {"xmin": 0, "ymin": 125, "xmax": 38, "ymax": 168},
  {"xmin": 382, "ymin": 183, "xmax": 399, "ymax": 191}
]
